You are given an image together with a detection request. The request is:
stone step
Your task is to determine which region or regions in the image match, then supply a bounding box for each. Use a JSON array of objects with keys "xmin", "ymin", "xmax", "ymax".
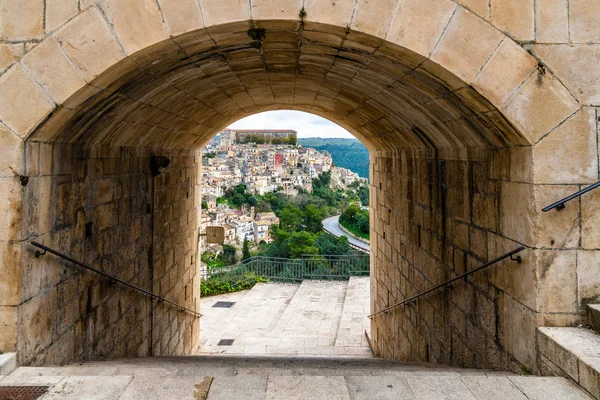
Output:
[
  {"xmin": 588, "ymin": 304, "xmax": 600, "ymax": 332},
  {"xmin": 1, "ymin": 356, "xmax": 592, "ymax": 399},
  {"xmin": 335, "ymin": 277, "xmax": 370, "ymax": 348},
  {"xmin": 538, "ymin": 326, "xmax": 600, "ymax": 398},
  {"xmin": 0, "ymin": 353, "xmax": 16, "ymax": 375},
  {"xmin": 269, "ymin": 280, "xmax": 349, "ymax": 347}
]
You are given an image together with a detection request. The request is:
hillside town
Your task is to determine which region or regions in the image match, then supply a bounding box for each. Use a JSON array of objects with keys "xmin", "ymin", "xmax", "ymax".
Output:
[{"xmin": 199, "ymin": 129, "xmax": 367, "ymax": 250}]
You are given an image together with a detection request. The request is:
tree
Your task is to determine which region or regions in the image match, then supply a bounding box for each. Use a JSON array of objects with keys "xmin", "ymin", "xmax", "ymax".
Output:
[
  {"xmin": 304, "ymin": 204, "xmax": 325, "ymax": 233},
  {"xmin": 288, "ymin": 231, "xmax": 318, "ymax": 258},
  {"xmin": 315, "ymin": 233, "xmax": 352, "ymax": 255},
  {"xmin": 279, "ymin": 204, "xmax": 302, "ymax": 231},
  {"xmin": 357, "ymin": 186, "xmax": 370, "ymax": 206},
  {"xmin": 242, "ymin": 236, "xmax": 251, "ymax": 261}
]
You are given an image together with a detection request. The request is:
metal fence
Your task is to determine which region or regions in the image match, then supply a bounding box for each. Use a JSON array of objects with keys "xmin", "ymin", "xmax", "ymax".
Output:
[{"xmin": 204, "ymin": 254, "xmax": 370, "ymax": 283}]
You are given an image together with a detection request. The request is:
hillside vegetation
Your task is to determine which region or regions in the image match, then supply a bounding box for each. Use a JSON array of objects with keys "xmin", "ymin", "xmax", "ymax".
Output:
[{"xmin": 298, "ymin": 138, "xmax": 369, "ymax": 179}]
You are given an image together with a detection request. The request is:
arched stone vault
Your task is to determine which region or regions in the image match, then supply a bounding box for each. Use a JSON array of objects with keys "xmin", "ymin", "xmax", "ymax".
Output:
[
  {"xmin": 27, "ymin": 18, "xmax": 530, "ymax": 154},
  {"xmin": 0, "ymin": 0, "xmax": 598, "ymax": 372}
]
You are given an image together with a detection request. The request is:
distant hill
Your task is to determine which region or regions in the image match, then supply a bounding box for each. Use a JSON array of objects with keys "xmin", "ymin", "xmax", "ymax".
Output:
[{"xmin": 298, "ymin": 138, "xmax": 369, "ymax": 179}]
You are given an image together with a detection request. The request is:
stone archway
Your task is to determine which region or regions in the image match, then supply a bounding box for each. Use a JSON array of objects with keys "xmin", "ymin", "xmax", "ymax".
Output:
[{"xmin": 0, "ymin": 0, "xmax": 597, "ymax": 372}]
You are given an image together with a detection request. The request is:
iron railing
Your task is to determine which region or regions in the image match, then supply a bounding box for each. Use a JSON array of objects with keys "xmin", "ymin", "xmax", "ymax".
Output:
[
  {"xmin": 542, "ymin": 181, "xmax": 600, "ymax": 212},
  {"xmin": 368, "ymin": 246, "xmax": 525, "ymax": 319},
  {"xmin": 205, "ymin": 254, "xmax": 370, "ymax": 283},
  {"xmin": 31, "ymin": 241, "xmax": 202, "ymax": 318}
]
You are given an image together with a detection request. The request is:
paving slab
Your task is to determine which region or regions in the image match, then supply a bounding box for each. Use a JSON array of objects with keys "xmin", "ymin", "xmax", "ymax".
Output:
[
  {"xmin": 207, "ymin": 375, "xmax": 267, "ymax": 400},
  {"xmin": 119, "ymin": 374, "xmax": 214, "ymax": 400},
  {"xmin": 405, "ymin": 375, "xmax": 476, "ymax": 400},
  {"xmin": 199, "ymin": 281, "xmax": 372, "ymax": 358},
  {"xmin": 266, "ymin": 376, "xmax": 350, "ymax": 400},
  {"xmin": 508, "ymin": 376, "xmax": 592, "ymax": 400},
  {"xmin": 42, "ymin": 376, "xmax": 133, "ymax": 400},
  {"xmin": 460, "ymin": 375, "xmax": 528, "ymax": 399},
  {"xmin": 345, "ymin": 376, "xmax": 415, "ymax": 399}
]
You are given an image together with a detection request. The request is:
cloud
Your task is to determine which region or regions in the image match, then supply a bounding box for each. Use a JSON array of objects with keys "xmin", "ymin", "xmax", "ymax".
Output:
[{"xmin": 228, "ymin": 110, "xmax": 356, "ymax": 139}]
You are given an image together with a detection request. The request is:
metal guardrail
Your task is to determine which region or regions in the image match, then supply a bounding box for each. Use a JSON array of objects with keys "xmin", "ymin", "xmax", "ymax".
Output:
[
  {"xmin": 368, "ymin": 247, "xmax": 526, "ymax": 319},
  {"xmin": 206, "ymin": 254, "xmax": 370, "ymax": 283},
  {"xmin": 31, "ymin": 241, "xmax": 202, "ymax": 318},
  {"xmin": 542, "ymin": 181, "xmax": 600, "ymax": 212}
]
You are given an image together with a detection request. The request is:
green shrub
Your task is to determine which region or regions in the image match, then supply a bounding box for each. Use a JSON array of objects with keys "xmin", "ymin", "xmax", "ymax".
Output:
[{"xmin": 200, "ymin": 273, "xmax": 268, "ymax": 297}]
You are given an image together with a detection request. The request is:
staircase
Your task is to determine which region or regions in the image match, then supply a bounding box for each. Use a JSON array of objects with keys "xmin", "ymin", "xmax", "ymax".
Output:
[
  {"xmin": 199, "ymin": 277, "xmax": 371, "ymax": 357},
  {"xmin": 538, "ymin": 303, "xmax": 600, "ymax": 398},
  {"xmin": 1, "ymin": 356, "xmax": 592, "ymax": 399}
]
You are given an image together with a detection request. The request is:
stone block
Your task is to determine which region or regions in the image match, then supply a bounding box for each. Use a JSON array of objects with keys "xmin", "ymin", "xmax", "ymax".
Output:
[
  {"xmin": 582, "ymin": 189, "xmax": 600, "ymax": 249},
  {"xmin": 431, "ymin": 8, "xmax": 503, "ymax": 84},
  {"xmin": 455, "ymin": 0, "xmax": 489, "ymax": 18},
  {"xmin": 0, "ymin": 123, "xmax": 24, "ymax": 178},
  {"xmin": 579, "ymin": 357, "xmax": 600, "ymax": 399},
  {"xmin": 510, "ymin": 300, "xmax": 537, "ymax": 372},
  {"xmin": 533, "ymin": 185, "xmax": 581, "ymax": 248},
  {"xmin": 387, "ymin": 0, "xmax": 456, "ymax": 58},
  {"xmin": 535, "ymin": 250, "xmax": 578, "ymax": 314},
  {"xmin": 539, "ymin": 107, "xmax": 598, "ymax": 180},
  {"xmin": 473, "ymin": 39, "xmax": 537, "ymax": 107},
  {"xmin": 499, "ymin": 181, "xmax": 535, "ymax": 247},
  {"xmin": 156, "ymin": 0, "xmax": 203, "ymax": 36},
  {"xmin": 93, "ymin": 203, "xmax": 119, "ymax": 231},
  {"xmin": 303, "ymin": 0, "xmax": 355, "ymax": 28},
  {"xmin": 99, "ymin": 0, "xmax": 169, "ymax": 55},
  {"xmin": 200, "ymin": 0, "xmax": 251, "ymax": 27},
  {"xmin": 535, "ymin": 45, "xmax": 600, "ymax": 106},
  {"xmin": 0, "ymin": 0, "xmax": 44, "ymax": 41},
  {"xmin": 22, "ymin": 37, "xmax": 87, "ymax": 105},
  {"xmin": 578, "ymin": 251, "xmax": 600, "ymax": 304},
  {"xmin": 45, "ymin": 0, "xmax": 79, "ymax": 33},
  {"xmin": 0, "ymin": 179, "xmax": 23, "ymax": 242},
  {"xmin": 251, "ymin": 0, "xmax": 303, "ymax": 21},
  {"xmin": 0, "ymin": 306, "xmax": 17, "ymax": 352},
  {"xmin": 569, "ymin": 0, "xmax": 600, "ymax": 43},
  {"xmin": 0, "ymin": 242, "xmax": 21, "ymax": 305},
  {"xmin": 19, "ymin": 292, "xmax": 56, "ymax": 363},
  {"xmin": 491, "ymin": 0, "xmax": 534, "ymax": 41},
  {"xmin": 351, "ymin": 0, "xmax": 397, "ymax": 39},
  {"xmin": 535, "ymin": 0, "xmax": 569, "ymax": 43},
  {"xmin": 0, "ymin": 43, "xmax": 22, "ymax": 73},
  {"xmin": 54, "ymin": 7, "xmax": 126, "ymax": 82},
  {"xmin": 501, "ymin": 70, "xmax": 580, "ymax": 144},
  {"xmin": 0, "ymin": 64, "xmax": 55, "ymax": 138}
]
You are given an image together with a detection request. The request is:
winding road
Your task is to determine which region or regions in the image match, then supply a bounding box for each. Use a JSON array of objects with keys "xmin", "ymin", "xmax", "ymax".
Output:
[{"xmin": 323, "ymin": 215, "xmax": 370, "ymax": 253}]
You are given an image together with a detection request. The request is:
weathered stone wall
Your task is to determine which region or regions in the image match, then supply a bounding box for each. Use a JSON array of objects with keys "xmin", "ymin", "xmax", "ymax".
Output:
[
  {"xmin": 14, "ymin": 142, "xmax": 200, "ymax": 365},
  {"xmin": 369, "ymin": 141, "xmax": 600, "ymax": 373},
  {"xmin": 0, "ymin": 0, "xmax": 598, "ymax": 372}
]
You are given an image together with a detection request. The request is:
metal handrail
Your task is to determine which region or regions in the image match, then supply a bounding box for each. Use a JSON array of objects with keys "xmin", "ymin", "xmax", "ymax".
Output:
[
  {"xmin": 368, "ymin": 246, "xmax": 526, "ymax": 319},
  {"xmin": 31, "ymin": 241, "xmax": 202, "ymax": 318},
  {"xmin": 542, "ymin": 181, "xmax": 600, "ymax": 212}
]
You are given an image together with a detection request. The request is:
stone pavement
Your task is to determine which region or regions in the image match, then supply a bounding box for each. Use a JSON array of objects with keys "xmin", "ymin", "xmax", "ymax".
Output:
[
  {"xmin": 0, "ymin": 356, "xmax": 592, "ymax": 399},
  {"xmin": 199, "ymin": 278, "xmax": 372, "ymax": 357}
]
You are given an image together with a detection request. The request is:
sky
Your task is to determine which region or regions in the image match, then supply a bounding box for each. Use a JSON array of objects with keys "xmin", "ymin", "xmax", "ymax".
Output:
[{"xmin": 228, "ymin": 110, "xmax": 355, "ymax": 139}]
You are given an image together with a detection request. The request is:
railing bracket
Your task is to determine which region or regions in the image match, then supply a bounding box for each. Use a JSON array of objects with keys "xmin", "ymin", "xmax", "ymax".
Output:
[
  {"xmin": 34, "ymin": 248, "xmax": 46, "ymax": 258},
  {"xmin": 510, "ymin": 254, "xmax": 522, "ymax": 264}
]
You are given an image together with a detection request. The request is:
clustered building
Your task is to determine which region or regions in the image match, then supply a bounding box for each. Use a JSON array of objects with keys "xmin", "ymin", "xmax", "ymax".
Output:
[{"xmin": 199, "ymin": 130, "xmax": 365, "ymax": 250}]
